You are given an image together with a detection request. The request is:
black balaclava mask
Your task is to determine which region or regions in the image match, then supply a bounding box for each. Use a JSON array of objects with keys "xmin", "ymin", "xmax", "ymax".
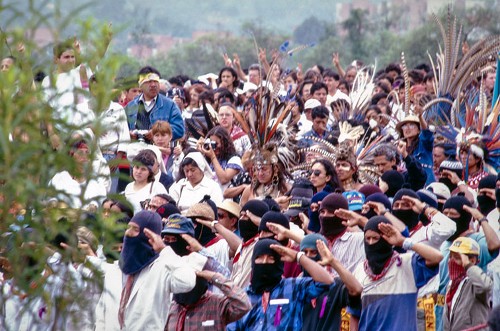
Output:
[
  {"xmin": 238, "ymin": 200, "xmax": 270, "ymax": 242},
  {"xmin": 477, "ymin": 175, "xmax": 497, "ymax": 216},
  {"xmin": 362, "ymin": 193, "xmax": 392, "ymax": 220},
  {"xmin": 392, "ymin": 189, "xmax": 420, "ymax": 230},
  {"xmin": 173, "ymin": 276, "xmax": 209, "ymax": 306},
  {"xmin": 443, "ymin": 196, "xmax": 472, "ymax": 242},
  {"xmin": 380, "ymin": 170, "xmax": 405, "ymax": 198},
  {"xmin": 259, "ymin": 211, "xmax": 290, "ymax": 246},
  {"xmin": 251, "ymin": 238, "xmax": 284, "ymax": 293},
  {"xmin": 167, "ymin": 234, "xmax": 191, "ymax": 257},
  {"xmin": 364, "ymin": 216, "xmax": 394, "ymax": 275},
  {"xmin": 319, "ymin": 193, "xmax": 349, "ymax": 238},
  {"xmin": 194, "ymin": 221, "xmax": 216, "ymax": 246},
  {"xmin": 119, "ymin": 211, "xmax": 162, "ymax": 275}
]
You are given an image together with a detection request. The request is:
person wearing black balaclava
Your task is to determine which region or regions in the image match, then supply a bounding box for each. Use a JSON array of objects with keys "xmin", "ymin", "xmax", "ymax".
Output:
[
  {"xmin": 318, "ymin": 193, "xmax": 366, "ymax": 276},
  {"xmin": 352, "ymin": 216, "xmax": 443, "ymax": 331},
  {"xmin": 92, "ymin": 210, "xmax": 207, "ymax": 330},
  {"xmin": 434, "ymin": 195, "xmax": 500, "ymax": 331},
  {"xmin": 392, "ymin": 189, "xmax": 422, "ymax": 232},
  {"xmin": 477, "ymin": 175, "xmax": 497, "ymax": 216},
  {"xmin": 230, "ymin": 199, "xmax": 269, "ymax": 289},
  {"xmin": 229, "ymin": 238, "xmax": 335, "ymax": 330},
  {"xmin": 258, "ymin": 211, "xmax": 291, "ymax": 247},
  {"xmin": 167, "ymin": 268, "xmax": 252, "ymax": 331}
]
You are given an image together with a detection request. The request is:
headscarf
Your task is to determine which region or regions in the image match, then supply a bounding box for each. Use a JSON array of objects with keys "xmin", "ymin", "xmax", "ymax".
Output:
[{"xmin": 182, "ymin": 151, "xmax": 214, "ymax": 179}]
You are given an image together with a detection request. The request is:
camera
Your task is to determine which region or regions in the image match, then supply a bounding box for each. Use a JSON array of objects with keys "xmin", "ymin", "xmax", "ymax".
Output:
[
  {"xmin": 166, "ymin": 87, "xmax": 185, "ymax": 100},
  {"xmin": 203, "ymin": 139, "xmax": 217, "ymax": 150}
]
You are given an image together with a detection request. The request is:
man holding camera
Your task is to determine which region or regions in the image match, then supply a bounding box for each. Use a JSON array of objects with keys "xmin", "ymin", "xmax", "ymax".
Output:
[{"xmin": 125, "ymin": 66, "xmax": 185, "ymax": 141}]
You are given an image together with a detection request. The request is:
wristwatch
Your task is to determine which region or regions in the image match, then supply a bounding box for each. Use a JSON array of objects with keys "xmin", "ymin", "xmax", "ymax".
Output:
[{"xmin": 211, "ymin": 220, "xmax": 219, "ymax": 232}]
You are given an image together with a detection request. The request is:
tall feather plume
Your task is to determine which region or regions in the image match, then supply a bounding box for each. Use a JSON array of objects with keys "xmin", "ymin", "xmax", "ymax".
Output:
[
  {"xmin": 425, "ymin": 9, "xmax": 500, "ymax": 125},
  {"xmin": 401, "ymin": 52, "xmax": 411, "ymax": 116}
]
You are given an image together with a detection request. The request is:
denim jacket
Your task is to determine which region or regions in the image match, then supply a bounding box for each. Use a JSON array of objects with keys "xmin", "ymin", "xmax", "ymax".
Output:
[{"xmin": 125, "ymin": 93, "xmax": 185, "ymax": 140}]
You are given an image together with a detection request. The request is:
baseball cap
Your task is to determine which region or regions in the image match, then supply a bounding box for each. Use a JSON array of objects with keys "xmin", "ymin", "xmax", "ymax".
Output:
[
  {"xmin": 342, "ymin": 191, "xmax": 365, "ymax": 211},
  {"xmin": 426, "ymin": 182, "xmax": 451, "ymax": 200},
  {"xmin": 449, "ymin": 236, "xmax": 480, "ymax": 256},
  {"xmin": 284, "ymin": 198, "xmax": 310, "ymax": 218},
  {"xmin": 304, "ymin": 99, "xmax": 321, "ymax": 110},
  {"xmin": 161, "ymin": 214, "xmax": 195, "ymax": 237}
]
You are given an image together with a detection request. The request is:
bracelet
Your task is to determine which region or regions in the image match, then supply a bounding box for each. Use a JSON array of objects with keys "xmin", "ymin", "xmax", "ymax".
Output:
[
  {"xmin": 402, "ymin": 238, "xmax": 415, "ymax": 251},
  {"xmin": 211, "ymin": 220, "xmax": 219, "ymax": 232},
  {"xmin": 296, "ymin": 251, "xmax": 305, "ymax": 263},
  {"xmin": 457, "ymin": 180, "xmax": 466, "ymax": 187},
  {"xmin": 478, "ymin": 217, "xmax": 488, "ymax": 224},
  {"xmin": 421, "ymin": 204, "xmax": 429, "ymax": 217}
]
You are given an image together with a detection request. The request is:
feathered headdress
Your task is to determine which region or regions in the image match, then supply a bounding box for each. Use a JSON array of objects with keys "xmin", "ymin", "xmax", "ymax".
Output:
[
  {"xmin": 437, "ymin": 86, "xmax": 500, "ymax": 176},
  {"xmin": 423, "ymin": 9, "xmax": 500, "ymax": 124}
]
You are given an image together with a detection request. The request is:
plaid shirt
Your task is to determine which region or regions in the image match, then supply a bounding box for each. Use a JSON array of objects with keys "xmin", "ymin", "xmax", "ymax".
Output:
[
  {"xmin": 227, "ymin": 277, "xmax": 329, "ymax": 331},
  {"xmin": 166, "ymin": 275, "xmax": 251, "ymax": 331}
]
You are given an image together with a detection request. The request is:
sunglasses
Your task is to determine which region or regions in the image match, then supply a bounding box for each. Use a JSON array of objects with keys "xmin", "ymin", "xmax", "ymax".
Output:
[{"xmin": 310, "ymin": 169, "xmax": 322, "ymax": 177}]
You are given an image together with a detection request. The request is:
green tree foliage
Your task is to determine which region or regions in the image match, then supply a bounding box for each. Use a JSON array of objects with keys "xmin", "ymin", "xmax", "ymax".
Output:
[{"xmin": 1, "ymin": 2, "xmax": 128, "ymax": 328}]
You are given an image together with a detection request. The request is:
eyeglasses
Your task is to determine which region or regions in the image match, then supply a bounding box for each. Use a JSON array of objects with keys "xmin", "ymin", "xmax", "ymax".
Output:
[
  {"xmin": 310, "ymin": 169, "xmax": 322, "ymax": 177},
  {"xmin": 402, "ymin": 122, "xmax": 418, "ymax": 129}
]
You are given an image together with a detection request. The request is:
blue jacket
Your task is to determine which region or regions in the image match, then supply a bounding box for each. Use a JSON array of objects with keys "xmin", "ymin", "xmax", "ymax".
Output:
[
  {"xmin": 125, "ymin": 94, "xmax": 185, "ymax": 140},
  {"xmin": 412, "ymin": 129, "xmax": 435, "ymax": 186}
]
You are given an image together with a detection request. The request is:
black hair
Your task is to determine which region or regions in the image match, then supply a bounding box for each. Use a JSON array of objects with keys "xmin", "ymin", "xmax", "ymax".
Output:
[
  {"xmin": 322, "ymin": 69, "xmax": 340, "ymax": 81},
  {"xmin": 138, "ymin": 66, "xmax": 161, "ymax": 78},
  {"xmin": 310, "ymin": 82, "xmax": 328, "ymax": 96},
  {"xmin": 311, "ymin": 106, "xmax": 329, "ymax": 120},
  {"xmin": 311, "ymin": 159, "xmax": 343, "ymax": 192},
  {"xmin": 217, "ymin": 66, "xmax": 239, "ymax": 89},
  {"xmin": 206, "ymin": 126, "xmax": 237, "ymax": 162}
]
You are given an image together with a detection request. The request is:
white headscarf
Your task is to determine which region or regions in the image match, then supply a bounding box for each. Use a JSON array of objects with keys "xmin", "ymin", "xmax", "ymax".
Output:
[{"xmin": 182, "ymin": 151, "xmax": 214, "ymax": 179}]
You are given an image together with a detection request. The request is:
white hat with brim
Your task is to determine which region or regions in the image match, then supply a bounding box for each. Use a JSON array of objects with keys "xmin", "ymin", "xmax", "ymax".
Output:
[{"xmin": 396, "ymin": 114, "xmax": 420, "ymax": 134}]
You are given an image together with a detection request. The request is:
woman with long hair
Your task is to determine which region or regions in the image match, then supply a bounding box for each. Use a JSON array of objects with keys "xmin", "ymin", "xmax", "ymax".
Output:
[
  {"xmin": 310, "ymin": 159, "xmax": 343, "ymax": 193},
  {"xmin": 198, "ymin": 125, "xmax": 243, "ymax": 191}
]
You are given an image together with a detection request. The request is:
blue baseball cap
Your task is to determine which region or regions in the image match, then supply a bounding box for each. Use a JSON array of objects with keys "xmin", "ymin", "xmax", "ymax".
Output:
[
  {"xmin": 161, "ymin": 213, "xmax": 195, "ymax": 237},
  {"xmin": 342, "ymin": 191, "xmax": 365, "ymax": 211}
]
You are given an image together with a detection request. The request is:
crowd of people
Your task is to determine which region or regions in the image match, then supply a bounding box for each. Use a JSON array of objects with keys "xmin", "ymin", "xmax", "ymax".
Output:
[{"xmin": 1, "ymin": 16, "xmax": 500, "ymax": 331}]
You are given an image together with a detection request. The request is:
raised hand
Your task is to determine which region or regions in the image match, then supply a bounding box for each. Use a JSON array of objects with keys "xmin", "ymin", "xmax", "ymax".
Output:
[
  {"xmin": 180, "ymin": 233, "xmax": 203, "ymax": 252},
  {"xmin": 270, "ymin": 244, "xmax": 297, "ymax": 262},
  {"xmin": 317, "ymin": 239, "xmax": 334, "ymax": 266},
  {"xmin": 378, "ymin": 222, "xmax": 405, "ymax": 247},
  {"xmin": 144, "ymin": 228, "xmax": 166, "ymax": 253}
]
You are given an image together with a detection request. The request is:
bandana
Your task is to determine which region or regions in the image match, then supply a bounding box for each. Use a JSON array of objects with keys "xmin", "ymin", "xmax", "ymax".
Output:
[
  {"xmin": 138, "ymin": 73, "xmax": 160, "ymax": 87},
  {"xmin": 446, "ymin": 259, "xmax": 467, "ymax": 315}
]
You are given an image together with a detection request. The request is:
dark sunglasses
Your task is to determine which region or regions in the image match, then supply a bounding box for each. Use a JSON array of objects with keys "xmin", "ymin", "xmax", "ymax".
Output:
[{"xmin": 311, "ymin": 169, "xmax": 322, "ymax": 177}]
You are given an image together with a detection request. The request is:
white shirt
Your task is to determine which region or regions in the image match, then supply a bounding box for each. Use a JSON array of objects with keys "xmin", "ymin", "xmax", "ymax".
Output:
[
  {"xmin": 48, "ymin": 171, "xmax": 107, "ymax": 209},
  {"xmin": 168, "ymin": 176, "xmax": 223, "ymax": 212},
  {"xmin": 328, "ymin": 231, "xmax": 365, "ymax": 277},
  {"xmin": 124, "ymin": 181, "xmax": 168, "ymax": 214},
  {"xmin": 98, "ymin": 101, "xmax": 131, "ymax": 154},
  {"xmin": 42, "ymin": 65, "xmax": 95, "ymax": 130}
]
